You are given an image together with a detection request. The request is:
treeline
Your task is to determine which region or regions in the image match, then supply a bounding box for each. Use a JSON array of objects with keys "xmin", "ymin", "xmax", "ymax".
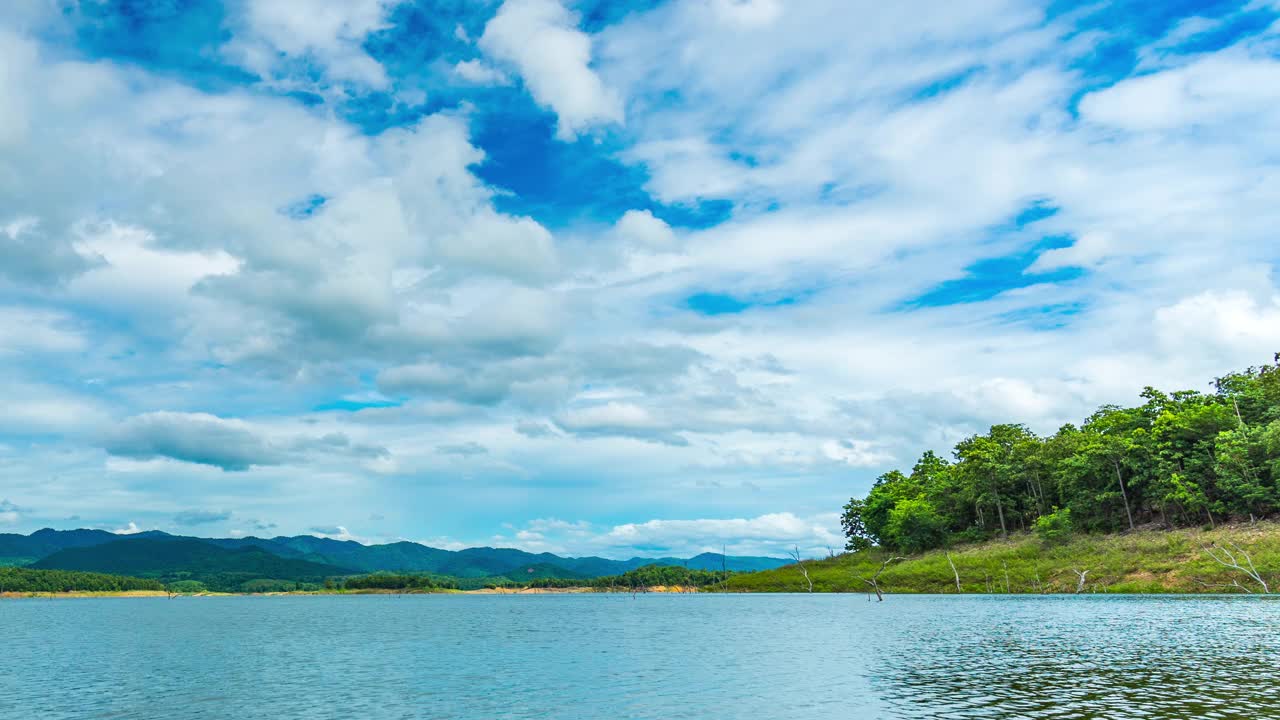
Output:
[
  {"xmin": 521, "ymin": 565, "xmax": 732, "ymax": 590},
  {"xmin": 842, "ymin": 356, "xmax": 1280, "ymax": 553},
  {"xmin": 342, "ymin": 573, "xmax": 459, "ymax": 591},
  {"xmin": 0, "ymin": 567, "xmax": 164, "ymax": 593}
]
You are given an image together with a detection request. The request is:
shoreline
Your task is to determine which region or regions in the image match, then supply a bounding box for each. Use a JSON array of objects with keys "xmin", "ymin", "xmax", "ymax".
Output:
[
  {"xmin": 0, "ymin": 585, "xmax": 705, "ymax": 599},
  {"xmin": 6, "ymin": 587, "xmax": 1280, "ymax": 599}
]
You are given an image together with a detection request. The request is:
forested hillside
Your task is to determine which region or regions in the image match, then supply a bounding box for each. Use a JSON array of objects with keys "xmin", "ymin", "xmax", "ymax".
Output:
[
  {"xmin": 841, "ymin": 356, "xmax": 1280, "ymax": 554},
  {"xmin": 32, "ymin": 538, "xmax": 354, "ymax": 592},
  {"xmin": 0, "ymin": 567, "xmax": 165, "ymax": 593}
]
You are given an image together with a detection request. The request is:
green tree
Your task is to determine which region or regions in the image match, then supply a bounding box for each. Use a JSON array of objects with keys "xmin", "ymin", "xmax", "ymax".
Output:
[{"xmin": 840, "ymin": 498, "xmax": 874, "ymax": 551}]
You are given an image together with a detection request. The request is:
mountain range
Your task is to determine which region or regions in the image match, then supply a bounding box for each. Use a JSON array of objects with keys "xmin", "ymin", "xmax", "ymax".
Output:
[{"xmin": 2, "ymin": 528, "xmax": 789, "ymax": 586}]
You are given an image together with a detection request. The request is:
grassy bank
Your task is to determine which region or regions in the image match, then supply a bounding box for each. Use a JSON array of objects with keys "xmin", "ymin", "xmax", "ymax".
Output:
[{"xmin": 721, "ymin": 522, "xmax": 1280, "ymax": 594}]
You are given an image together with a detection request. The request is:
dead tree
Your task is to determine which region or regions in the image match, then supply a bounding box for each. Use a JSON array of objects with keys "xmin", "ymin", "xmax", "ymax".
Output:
[
  {"xmin": 1195, "ymin": 579, "xmax": 1253, "ymax": 594},
  {"xmin": 1002, "ymin": 561, "xmax": 1012, "ymax": 594},
  {"xmin": 861, "ymin": 557, "xmax": 905, "ymax": 601},
  {"xmin": 1072, "ymin": 569, "xmax": 1089, "ymax": 594},
  {"xmin": 946, "ymin": 551, "xmax": 962, "ymax": 593},
  {"xmin": 1202, "ymin": 542, "xmax": 1270, "ymax": 594},
  {"xmin": 788, "ymin": 546, "xmax": 813, "ymax": 593}
]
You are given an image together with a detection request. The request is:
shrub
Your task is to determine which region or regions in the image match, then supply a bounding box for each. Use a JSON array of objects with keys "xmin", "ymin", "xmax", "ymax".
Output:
[{"xmin": 1033, "ymin": 507, "xmax": 1074, "ymax": 545}]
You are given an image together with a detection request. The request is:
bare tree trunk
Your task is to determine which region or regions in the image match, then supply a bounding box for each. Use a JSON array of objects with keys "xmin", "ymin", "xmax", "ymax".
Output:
[
  {"xmin": 946, "ymin": 551, "xmax": 961, "ymax": 593},
  {"xmin": 788, "ymin": 546, "xmax": 813, "ymax": 593},
  {"xmin": 861, "ymin": 557, "xmax": 904, "ymax": 601},
  {"xmin": 1002, "ymin": 561, "xmax": 1011, "ymax": 594},
  {"xmin": 1072, "ymin": 569, "xmax": 1088, "ymax": 594},
  {"xmin": 1112, "ymin": 459, "xmax": 1135, "ymax": 531}
]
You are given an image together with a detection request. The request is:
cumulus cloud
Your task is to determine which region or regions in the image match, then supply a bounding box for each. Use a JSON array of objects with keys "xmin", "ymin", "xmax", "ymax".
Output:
[
  {"xmin": 554, "ymin": 402, "xmax": 689, "ymax": 446},
  {"xmin": 453, "ymin": 59, "xmax": 510, "ymax": 85},
  {"xmin": 1156, "ymin": 290, "xmax": 1280, "ymax": 359},
  {"xmin": 1, "ymin": 1, "xmax": 1279, "ymax": 556},
  {"xmin": 104, "ymin": 412, "xmax": 283, "ymax": 472},
  {"xmin": 308, "ymin": 525, "xmax": 366, "ymax": 543},
  {"xmin": 614, "ymin": 209, "xmax": 677, "ymax": 251},
  {"xmin": 490, "ymin": 512, "xmax": 840, "ymax": 558},
  {"xmin": 223, "ymin": 0, "xmax": 405, "ymax": 89},
  {"xmin": 480, "ymin": 0, "xmax": 623, "ymax": 139}
]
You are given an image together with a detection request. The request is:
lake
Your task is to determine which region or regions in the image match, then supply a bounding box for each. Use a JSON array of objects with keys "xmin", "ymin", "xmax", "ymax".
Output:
[{"xmin": 2, "ymin": 594, "xmax": 1277, "ymax": 719}]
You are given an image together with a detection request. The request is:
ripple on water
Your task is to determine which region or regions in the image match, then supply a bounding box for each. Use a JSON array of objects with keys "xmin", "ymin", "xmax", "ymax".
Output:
[{"xmin": 1, "ymin": 594, "xmax": 1277, "ymax": 719}]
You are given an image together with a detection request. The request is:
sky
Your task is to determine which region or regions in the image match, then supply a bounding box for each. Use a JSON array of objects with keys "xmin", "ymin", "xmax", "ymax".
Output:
[{"xmin": 1, "ymin": 0, "xmax": 1279, "ymax": 559}]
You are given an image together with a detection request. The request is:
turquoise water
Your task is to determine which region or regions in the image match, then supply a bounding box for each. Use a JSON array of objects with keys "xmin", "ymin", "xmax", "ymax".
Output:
[{"xmin": 3, "ymin": 594, "xmax": 1277, "ymax": 719}]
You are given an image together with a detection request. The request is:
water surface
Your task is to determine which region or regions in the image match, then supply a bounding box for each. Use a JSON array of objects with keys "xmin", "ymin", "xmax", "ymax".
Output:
[{"xmin": 3, "ymin": 594, "xmax": 1276, "ymax": 719}]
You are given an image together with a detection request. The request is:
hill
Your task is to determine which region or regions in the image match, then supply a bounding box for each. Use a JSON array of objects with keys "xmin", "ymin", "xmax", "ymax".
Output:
[
  {"xmin": 32, "ymin": 538, "xmax": 354, "ymax": 592},
  {"xmin": 3, "ymin": 528, "xmax": 789, "ymax": 578},
  {"xmin": 721, "ymin": 523, "xmax": 1280, "ymax": 594},
  {"xmin": 0, "ymin": 528, "xmax": 168, "ymax": 566}
]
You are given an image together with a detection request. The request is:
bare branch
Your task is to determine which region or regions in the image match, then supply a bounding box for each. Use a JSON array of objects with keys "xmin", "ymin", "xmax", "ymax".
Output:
[
  {"xmin": 1201, "ymin": 542, "xmax": 1270, "ymax": 594},
  {"xmin": 788, "ymin": 546, "xmax": 813, "ymax": 593},
  {"xmin": 860, "ymin": 556, "xmax": 905, "ymax": 601},
  {"xmin": 1194, "ymin": 579, "xmax": 1253, "ymax": 594}
]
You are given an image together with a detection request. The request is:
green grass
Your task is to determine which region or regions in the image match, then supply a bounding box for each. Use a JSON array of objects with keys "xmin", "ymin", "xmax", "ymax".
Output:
[{"xmin": 721, "ymin": 522, "xmax": 1280, "ymax": 594}]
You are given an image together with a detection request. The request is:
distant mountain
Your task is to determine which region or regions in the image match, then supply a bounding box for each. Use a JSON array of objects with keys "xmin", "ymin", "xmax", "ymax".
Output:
[
  {"xmin": 0, "ymin": 527, "xmax": 168, "ymax": 566},
  {"xmin": 7, "ymin": 528, "xmax": 791, "ymax": 578},
  {"xmin": 32, "ymin": 538, "xmax": 354, "ymax": 592}
]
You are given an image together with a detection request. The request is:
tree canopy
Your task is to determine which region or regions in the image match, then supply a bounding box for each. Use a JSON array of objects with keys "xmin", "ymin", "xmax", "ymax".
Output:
[{"xmin": 842, "ymin": 356, "xmax": 1280, "ymax": 553}]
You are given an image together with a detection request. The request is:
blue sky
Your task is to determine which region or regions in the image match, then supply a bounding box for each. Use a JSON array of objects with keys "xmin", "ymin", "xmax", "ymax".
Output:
[{"xmin": 1, "ymin": 0, "xmax": 1279, "ymax": 557}]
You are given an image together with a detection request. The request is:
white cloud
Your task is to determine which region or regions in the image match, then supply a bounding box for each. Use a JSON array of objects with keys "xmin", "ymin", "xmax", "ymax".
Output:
[
  {"xmin": 104, "ymin": 412, "xmax": 283, "ymax": 472},
  {"xmin": 481, "ymin": 0, "xmax": 623, "ymax": 139},
  {"xmin": 476, "ymin": 512, "xmax": 840, "ymax": 558},
  {"xmin": 710, "ymin": 0, "xmax": 784, "ymax": 28},
  {"xmin": 1080, "ymin": 52, "xmax": 1280, "ymax": 133},
  {"xmin": 0, "ymin": 382, "xmax": 107, "ymax": 435},
  {"xmin": 308, "ymin": 525, "xmax": 369, "ymax": 544},
  {"xmin": 820, "ymin": 439, "xmax": 893, "ymax": 468},
  {"xmin": 1156, "ymin": 290, "xmax": 1280, "ymax": 358},
  {"xmin": 614, "ymin": 209, "xmax": 677, "ymax": 251},
  {"xmin": 223, "ymin": 0, "xmax": 405, "ymax": 89},
  {"xmin": 1, "ymin": 2, "xmax": 1280, "ymax": 554},
  {"xmin": 1026, "ymin": 231, "xmax": 1111, "ymax": 272},
  {"xmin": 555, "ymin": 401, "xmax": 689, "ymax": 446},
  {"xmin": 0, "ymin": 307, "xmax": 85, "ymax": 355},
  {"xmin": 453, "ymin": 59, "xmax": 510, "ymax": 86}
]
